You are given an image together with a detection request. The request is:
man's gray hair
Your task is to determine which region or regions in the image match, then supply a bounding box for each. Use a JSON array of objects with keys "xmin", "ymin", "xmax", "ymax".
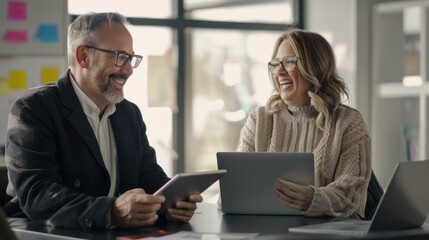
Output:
[{"xmin": 67, "ymin": 12, "xmax": 128, "ymax": 67}]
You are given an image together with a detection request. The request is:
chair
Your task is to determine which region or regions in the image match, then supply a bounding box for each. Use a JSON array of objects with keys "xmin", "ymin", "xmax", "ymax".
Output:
[
  {"xmin": 365, "ymin": 170, "xmax": 384, "ymax": 220},
  {"xmin": 0, "ymin": 166, "xmax": 9, "ymax": 206}
]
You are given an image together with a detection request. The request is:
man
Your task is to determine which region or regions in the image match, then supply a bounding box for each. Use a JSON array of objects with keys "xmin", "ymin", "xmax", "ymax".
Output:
[{"xmin": 4, "ymin": 12, "xmax": 202, "ymax": 229}]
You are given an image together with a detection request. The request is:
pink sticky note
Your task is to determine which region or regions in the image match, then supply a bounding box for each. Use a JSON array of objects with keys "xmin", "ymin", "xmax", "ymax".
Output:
[
  {"xmin": 7, "ymin": 1, "xmax": 27, "ymax": 21},
  {"xmin": 5, "ymin": 30, "xmax": 28, "ymax": 43}
]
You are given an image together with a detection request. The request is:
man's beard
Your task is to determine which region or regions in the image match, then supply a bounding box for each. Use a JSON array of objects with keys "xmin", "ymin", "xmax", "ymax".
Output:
[
  {"xmin": 101, "ymin": 72, "xmax": 128, "ymax": 104},
  {"xmin": 103, "ymin": 84, "xmax": 124, "ymax": 104}
]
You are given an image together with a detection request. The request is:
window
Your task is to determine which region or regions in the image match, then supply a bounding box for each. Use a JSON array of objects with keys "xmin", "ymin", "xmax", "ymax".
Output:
[
  {"xmin": 184, "ymin": 0, "xmax": 296, "ymax": 24},
  {"xmin": 69, "ymin": 1, "xmax": 304, "ymax": 197},
  {"xmin": 186, "ymin": 29, "xmax": 279, "ymax": 172},
  {"xmin": 68, "ymin": 0, "xmax": 173, "ymax": 18}
]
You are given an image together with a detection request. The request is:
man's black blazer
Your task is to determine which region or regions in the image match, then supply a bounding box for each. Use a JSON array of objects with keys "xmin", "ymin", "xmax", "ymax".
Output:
[{"xmin": 5, "ymin": 70, "xmax": 169, "ymax": 229}]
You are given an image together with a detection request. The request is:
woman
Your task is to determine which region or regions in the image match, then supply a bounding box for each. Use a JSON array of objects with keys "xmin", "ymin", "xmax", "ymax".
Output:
[{"xmin": 236, "ymin": 28, "xmax": 371, "ymax": 218}]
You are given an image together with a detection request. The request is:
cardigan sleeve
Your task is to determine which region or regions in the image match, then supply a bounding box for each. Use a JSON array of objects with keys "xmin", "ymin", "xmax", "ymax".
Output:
[
  {"xmin": 236, "ymin": 109, "xmax": 257, "ymax": 152},
  {"xmin": 305, "ymin": 108, "xmax": 371, "ymax": 218}
]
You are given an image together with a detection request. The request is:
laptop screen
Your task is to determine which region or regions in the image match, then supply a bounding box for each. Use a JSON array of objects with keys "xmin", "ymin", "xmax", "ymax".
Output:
[{"xmin": 217, "ymin": 152, "xmax": 314, "ymax": 215}]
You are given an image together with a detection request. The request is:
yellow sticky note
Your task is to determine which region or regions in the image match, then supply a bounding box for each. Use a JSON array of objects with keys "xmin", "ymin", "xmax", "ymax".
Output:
[
  {"xmin": 9, "ymin": 70, "xmax": 27, "ymax": 89},
  {"xmin": 41, "ymin": 66, "xmax": 59, "ymax": 83},
  {"xmin": 0, "ymin": 77, "xmax": 10, "ymax": 95}
]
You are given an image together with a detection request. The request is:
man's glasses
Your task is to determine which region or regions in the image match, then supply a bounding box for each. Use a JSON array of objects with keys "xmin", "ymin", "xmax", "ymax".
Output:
[
  {"xmin": 268, "ymin": 56, "xmax": 299, "ymax": 75},
  {"xmin": 85, "ymin": 45, "xmax": 143, "ymax": 68}
]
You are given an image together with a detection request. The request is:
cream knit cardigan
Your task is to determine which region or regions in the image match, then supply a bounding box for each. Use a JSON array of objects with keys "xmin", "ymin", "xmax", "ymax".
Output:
[{"xmin": 236, "ymin": 103, "xmax": 371, "ymax": 218}]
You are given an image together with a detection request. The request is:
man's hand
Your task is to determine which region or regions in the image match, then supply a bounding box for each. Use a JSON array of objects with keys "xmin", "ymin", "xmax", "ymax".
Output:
[
  {"xmin": 275, "ymin": 179, "xmax": 314, "ymax": 211},
  {"xmin": 165, "ymin": 194, "xmax": 203, "ymax": 222},
  {"xmin": 111, "ymin": 188, "xmax": 165, "ymax": 228}
]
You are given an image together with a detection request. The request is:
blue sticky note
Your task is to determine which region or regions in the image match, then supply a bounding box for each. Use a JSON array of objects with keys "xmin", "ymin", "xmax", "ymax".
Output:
[{"xmin": 37, "ymin": 24, "xmax": 59, "ymax": 43}]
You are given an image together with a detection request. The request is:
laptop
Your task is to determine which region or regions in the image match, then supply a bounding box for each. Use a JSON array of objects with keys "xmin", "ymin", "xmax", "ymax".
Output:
[
  {"xmin": 289, "ymin": 160, "xmax": 429, "ymax": 236},
  {"xmin": 216, "ymin": 152, "xmax": 314, "ymax": 215}
]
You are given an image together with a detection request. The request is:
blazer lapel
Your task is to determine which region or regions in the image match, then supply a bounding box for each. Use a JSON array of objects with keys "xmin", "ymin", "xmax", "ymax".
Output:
[
  {"xmin": 57, "ymin": 72, "xmax": 107, "ymax": 174},
  {"xmin": 110, "ymin": 105, "xmax": 138, "ymax": 192}
]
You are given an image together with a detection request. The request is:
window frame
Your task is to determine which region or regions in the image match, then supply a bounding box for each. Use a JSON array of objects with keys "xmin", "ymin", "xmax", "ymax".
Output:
[{"xmin": 70, "ymin": 0, "xmax": 304, "ymax": 173}]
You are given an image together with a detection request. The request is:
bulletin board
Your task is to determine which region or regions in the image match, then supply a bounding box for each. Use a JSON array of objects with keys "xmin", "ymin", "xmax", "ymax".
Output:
[
  {"xmin": 0, "ymin": 57, "xmax": 68, "ymax": 146},
  {"xmin": 0, "ymin": 0, "xmax": 69, "ymax": 147},
  {"xmin": 0, "ymin": 0, "xmax": 68, "ymax": 55}
]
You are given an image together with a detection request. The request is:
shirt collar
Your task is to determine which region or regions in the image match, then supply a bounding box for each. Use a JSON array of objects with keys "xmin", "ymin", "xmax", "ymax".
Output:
[{"xmin": 69, "ymin": 72, "xmax": 116, "ymax": 118}]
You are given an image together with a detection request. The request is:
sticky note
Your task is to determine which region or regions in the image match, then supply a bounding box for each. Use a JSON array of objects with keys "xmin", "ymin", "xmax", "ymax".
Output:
[
  {"xmin": 9, "ymin": 70, "xmax": 27, "ymax": 89},
  {"xmin": 37, "ymin": 24, "xmax": 59, "ymax": 43},
  {"xmin": 41, "ymin": 67, "xmax": 59, "ymax": 83},
  {"xmin": 7, "ymin": 1, "xmax": 27, "ymax": 21},
  {"xmin": 0, "ymin": 78, "xmax": 10, "ymax": 95},
  {"xmin": 5, "ymin": 29, "xmax": 28, "ymax": 43}
]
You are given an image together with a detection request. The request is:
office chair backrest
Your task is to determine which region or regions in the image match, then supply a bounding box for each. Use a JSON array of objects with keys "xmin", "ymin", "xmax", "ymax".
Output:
[
  {"xmin": 365, "ymin": 170, "xmax": 384, "ymax": 220},
  {"xmin": 0, "ymin": 166, "xmax": 9, "ymax": 206}
]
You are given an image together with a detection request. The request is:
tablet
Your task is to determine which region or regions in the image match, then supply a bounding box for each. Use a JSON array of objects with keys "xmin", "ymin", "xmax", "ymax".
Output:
[{"xmin": 154, "ymin": 169, "xmax": 227, "ymax": 214}]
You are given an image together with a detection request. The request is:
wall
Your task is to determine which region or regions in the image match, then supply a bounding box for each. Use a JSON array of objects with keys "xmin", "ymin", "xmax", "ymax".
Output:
[
  {"xmin": 305, "ymin": 0, "xmax": 423, "ymax": 188},
  {"xmin": 305, "ymin": 0, "xmax": 361, "ymax": 117}
]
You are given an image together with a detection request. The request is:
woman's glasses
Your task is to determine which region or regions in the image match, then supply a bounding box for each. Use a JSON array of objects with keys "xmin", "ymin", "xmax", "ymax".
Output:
[{"xmin": 268, "ymin": 56, "xmax": 298, "ymax": 75}]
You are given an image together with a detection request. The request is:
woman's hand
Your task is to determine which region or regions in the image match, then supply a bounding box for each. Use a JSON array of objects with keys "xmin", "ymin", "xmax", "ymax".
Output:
[{"xmin": 275, "ymin": 179, "xmax": 314, "ymax": 211}]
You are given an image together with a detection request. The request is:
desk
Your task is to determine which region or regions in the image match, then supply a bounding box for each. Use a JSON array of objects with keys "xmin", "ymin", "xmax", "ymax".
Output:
[{"xmin": 9, "ymin": 202, "xmax": 429, "ymax": 240}]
